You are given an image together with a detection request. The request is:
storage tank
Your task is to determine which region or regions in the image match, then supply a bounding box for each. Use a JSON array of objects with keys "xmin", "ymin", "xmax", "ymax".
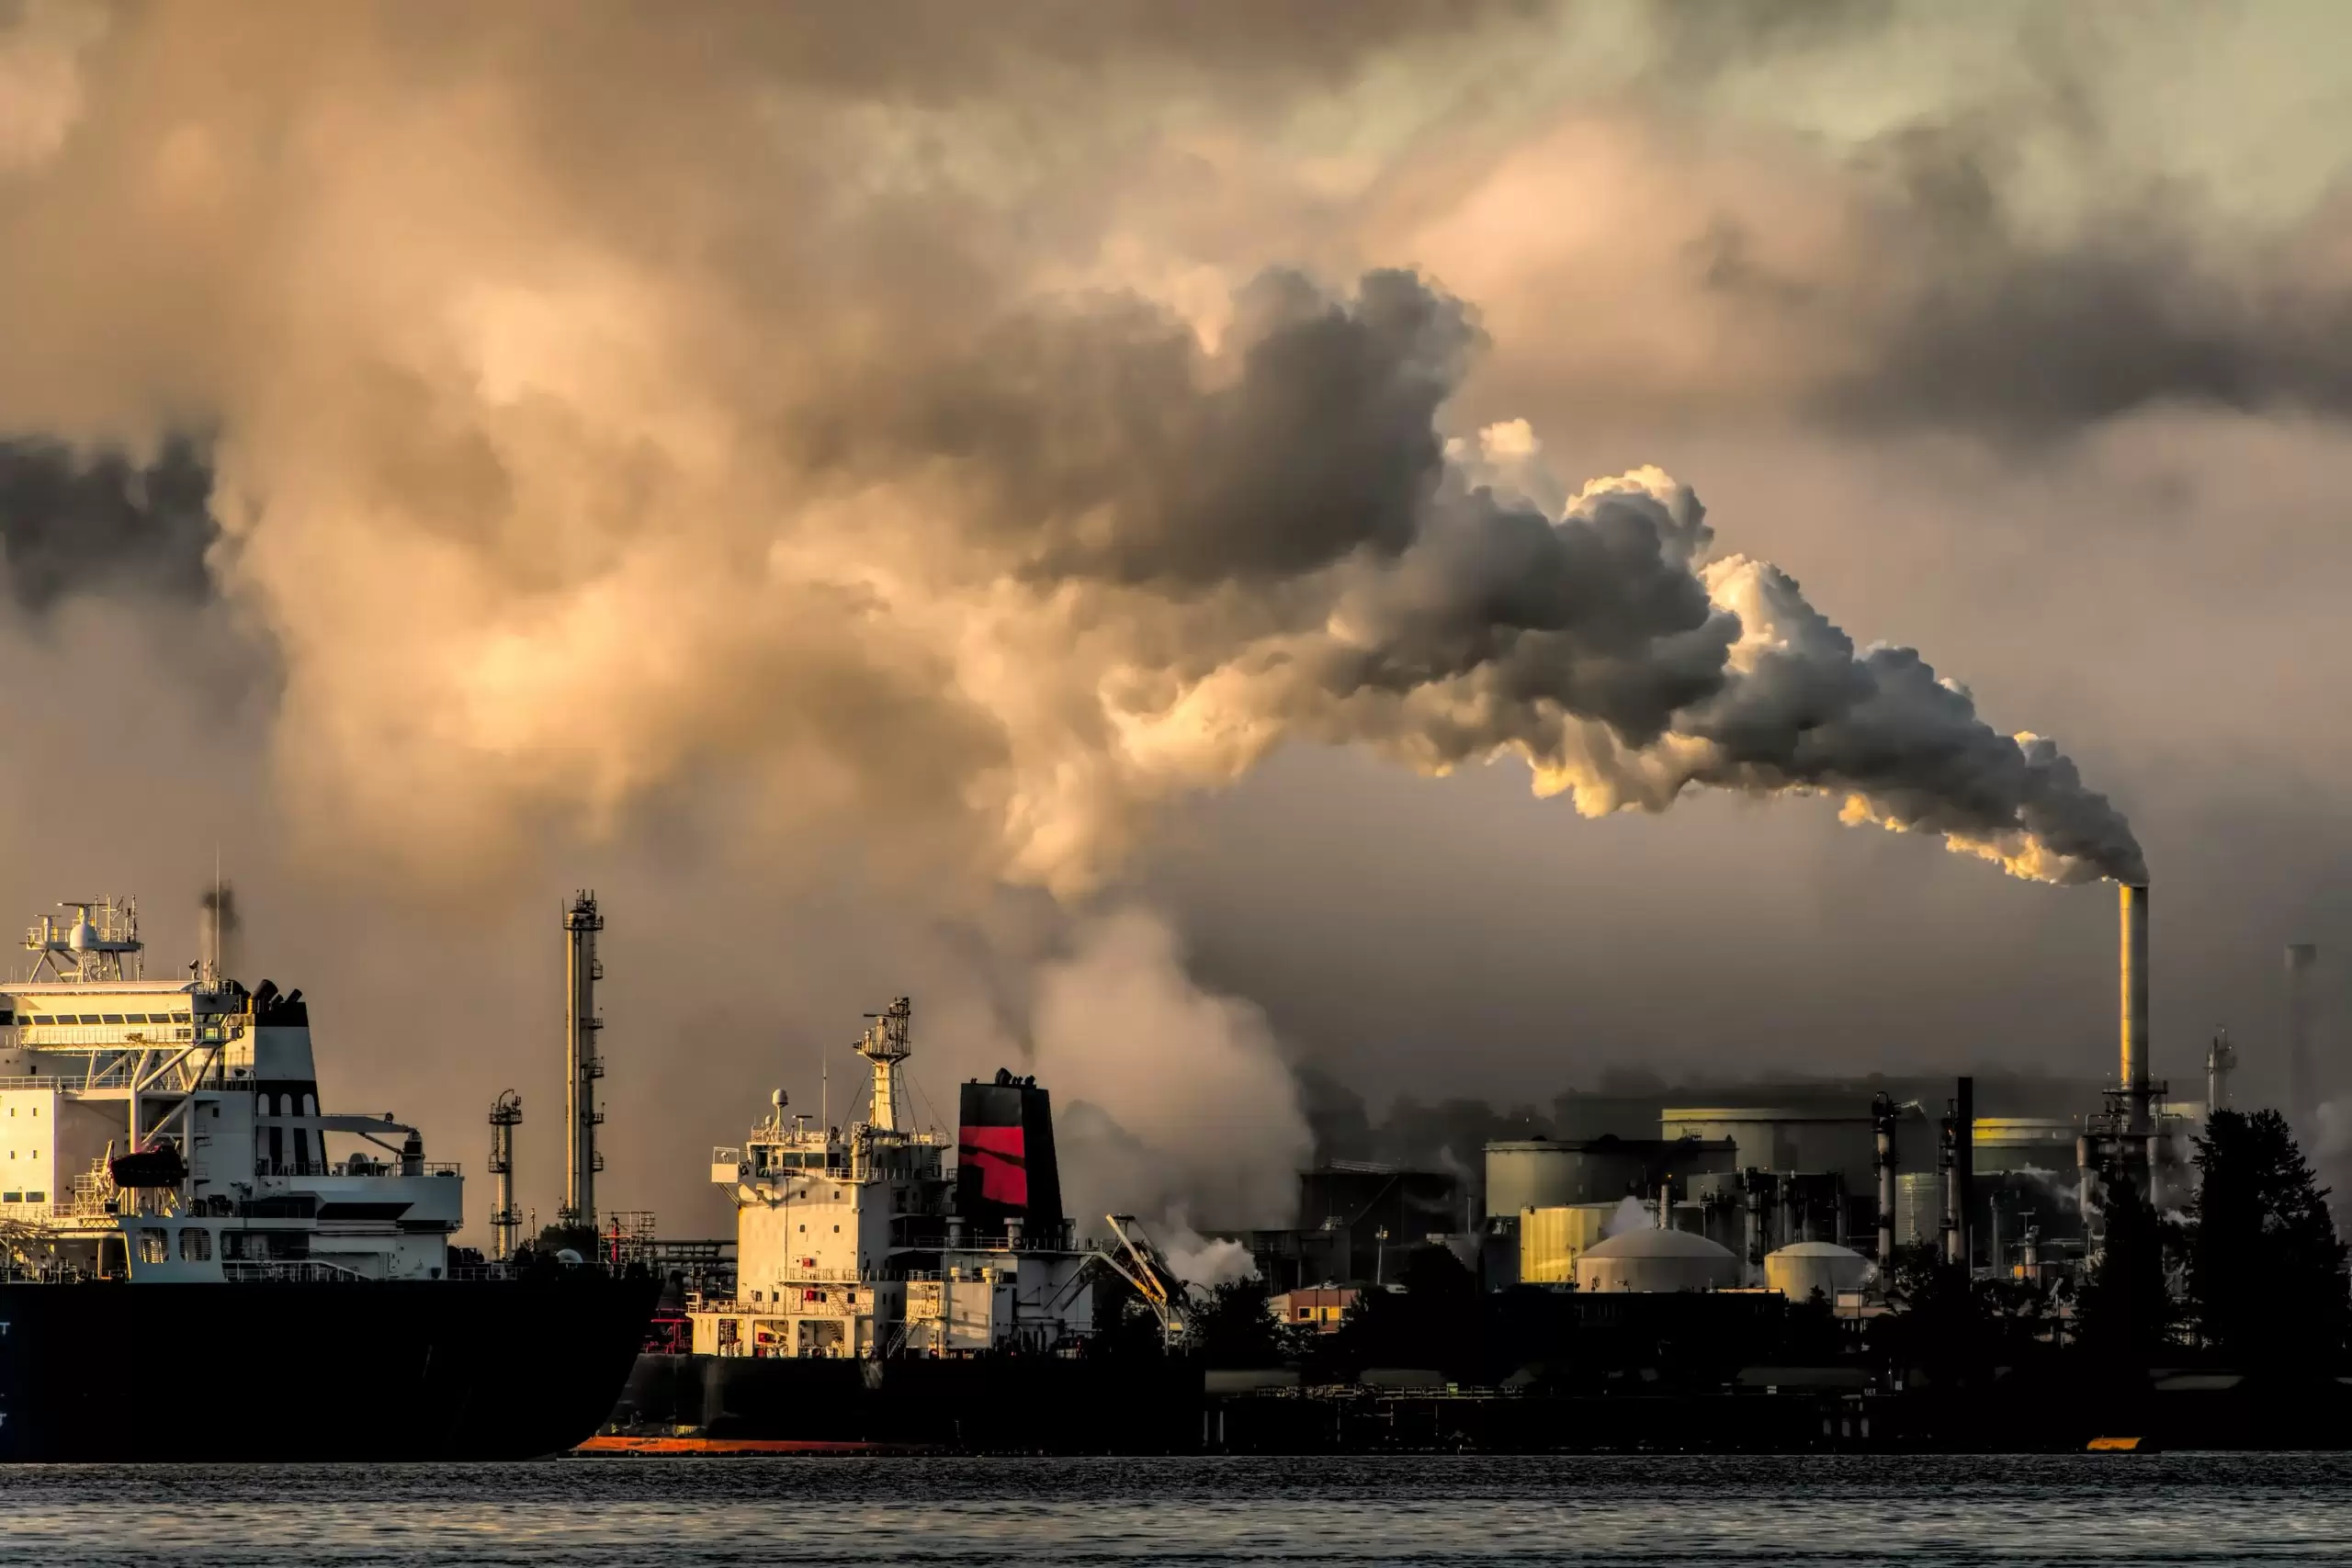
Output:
[
  {"xmin": 1658, "ymin": 1108, "xmax": 1876, "ymax": 1181},
  {"xmin": 1575, "ymin": 1227, "xmax": 1740, "ymax": 1293},
  {"xmin": 1764, "ymin": 1241, "xmax": 1874, "ymax": 1302},
  {"xmin": 1486, "ymin": 1135, "xmax": 1736, "ymax": 1217},
  {"xmin": 1518, "ymin": 1202, "xmax": 1623, "ymax": 1283},
  {"xmin": 1971, "ymin": 1118, "xmax": 2078, "ymax": 1176}
]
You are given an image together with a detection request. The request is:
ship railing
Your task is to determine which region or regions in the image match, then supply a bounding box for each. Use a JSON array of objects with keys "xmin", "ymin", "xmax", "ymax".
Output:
[
  {"xmin": 259, "ymin": 1161, "xmax": 464, "ymax": 1179},
  {"xmin": 0, "ymin": 1071, "xmax": 139, "ymax": 1091},
  {"xmin": 220, "ymin": 1258, "xmax": 374, "ymax": 1284}
]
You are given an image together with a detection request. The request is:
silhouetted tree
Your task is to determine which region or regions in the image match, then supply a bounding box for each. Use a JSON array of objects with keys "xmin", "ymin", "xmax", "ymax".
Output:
[
  {"xmin": 2076, "ymin": 1179, "xmax": 2175, "ymax": 1366},
  {"xmin": 2189, "ymin": 1109, "xmax": 2350, "ymax": 1368},
  {"xmin": 1875, "ymin": 1243, "xmax": 1986, "ymax": 1382},
  {"xmin": 1090, "ymin": 1295, "xmax": 1170, "ymax": 1359},
  {"xmin": 1185, "ymin": 1278, "xmax": 1295, "ymax": 1367},
  {"xmin": 1334, "ymin": 1246, "xmax": 1480, "ymax": 1379}
]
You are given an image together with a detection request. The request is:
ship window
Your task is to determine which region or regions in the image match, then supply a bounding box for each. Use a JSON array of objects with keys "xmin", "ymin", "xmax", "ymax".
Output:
[
  {"xmin": 77, "ymin": 1014, "xmax": 101, "ymax": 1025},
  {"xmin": 25, "ymin": 1190, "xmax": 41, "ymax": 1202},
  {"xmin": 302, "ymin": 1094, "xmax": 316, "ymax": 1116},
  {"xmin": 136, "ymin": 1230, "xmax": 168, "ymax": 1264},
  {"xmin": 0, "ymin": 1010, "xmax": 11, "ymax": 1024},
  {"xmin": 172, "ymin": 1011, "xmax": 191, "ymax": 1023},
  {"xmin": 101, "ymin": 1014, "xmax": 124, "ymax": 1024},
  {"xmin": 797, "ymin": 1224, "xmax": 806, "ymax": 1233},
  {"xmin": 832, "ymin": 1224, "xmax": 841, "ymax": 1233},
  {"xmin": 180, "ymin": 1228, "xmax": 212, "ymax": 1261},
  {"xmin": 125, "ymin": 1013, "xmax": 149, "ymax": 1023},
  {"xmin": 2, "ymin": 1192, "xmax": 17, "ymax": 1203}
]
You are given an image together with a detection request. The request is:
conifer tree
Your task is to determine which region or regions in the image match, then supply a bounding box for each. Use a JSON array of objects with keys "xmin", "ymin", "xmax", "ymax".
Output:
[
  {"xmin": 2188, "ymin": 1109, "xmax": 2350, "ymax": 1368},
  {"xmin": 2076, "ymin": 1178, "xmax": 2172, "ymax": 1365}
]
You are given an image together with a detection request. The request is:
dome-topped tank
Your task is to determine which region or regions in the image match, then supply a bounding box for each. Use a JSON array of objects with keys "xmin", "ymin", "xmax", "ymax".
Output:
[
  {"xmin": 1764, "ymin": 1241, "xmax": 1875, "ymax": 1303},
  {"xmin": 1575, "ymin": 1226, "xmax": 1740, "ymax": 1293}
]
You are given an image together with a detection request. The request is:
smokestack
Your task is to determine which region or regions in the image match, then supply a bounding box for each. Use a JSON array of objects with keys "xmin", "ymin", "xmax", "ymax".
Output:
[
  {"xmin": 1951, "ymin": 1077, "xmax": 1974, "ymax": 1270},
  {"xmin": 2206, "ymin": 1030, "xmax": 2236, "ymax": 1118},
  {"xmin": 1937, "ymin": 1109, "xmax": 1957, "ymax": 1263},
  {"xmin": 2120, "ymin": 885, "xmax": 2151, "ymax": 1132},
  {"xmin": 2288, "ymin": 943, "xmax": 2317, "ymax": 1134},
  {"xmin": 560, "ymin": 891, "xmax": 606, "ymax": 1232},
  {"xmin": 1871, "ymin": 1093, "xmax": 1899, "ymax": 1266}
]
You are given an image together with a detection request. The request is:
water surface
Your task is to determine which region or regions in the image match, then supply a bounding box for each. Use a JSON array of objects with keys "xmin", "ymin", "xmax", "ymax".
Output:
[{"xmin": 2, "ymin": 1453, "xmax": 2345, "ymax": 1565}]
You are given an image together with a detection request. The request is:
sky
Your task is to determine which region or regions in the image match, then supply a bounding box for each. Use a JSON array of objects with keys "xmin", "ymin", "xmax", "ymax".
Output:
[{"xmin": 0, "ymin": 0, "xmax": 2347, "ymax": 1239}]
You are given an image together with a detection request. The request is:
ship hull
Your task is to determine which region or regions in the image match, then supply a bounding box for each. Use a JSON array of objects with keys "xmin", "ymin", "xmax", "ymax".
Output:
[
  {"xmin": 597, "ymin": 1353, "xmax": 1204, "ymax": 1453},
  {"xmin": 0, "ymin": 1274, "xmax": 660, "ymax": 1461}
]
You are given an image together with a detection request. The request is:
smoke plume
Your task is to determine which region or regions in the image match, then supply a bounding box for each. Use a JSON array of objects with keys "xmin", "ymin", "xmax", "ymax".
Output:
[
  {"xmin": 0, "ymin": 5, "xmax": 2146, "ymax": 897},
  {"xmin": 1028, "ymin": 908, "xmax": 1310, "ymax": 1231}
]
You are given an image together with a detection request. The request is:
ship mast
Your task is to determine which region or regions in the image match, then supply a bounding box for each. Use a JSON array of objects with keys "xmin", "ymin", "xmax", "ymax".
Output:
[
  {"xmin": 560, "ymin": 892, "xmax": 605, "ymax": 1232},
  {"xmin": 855, "ymin": 998, "xmax": 912, "ymax": 1133}
]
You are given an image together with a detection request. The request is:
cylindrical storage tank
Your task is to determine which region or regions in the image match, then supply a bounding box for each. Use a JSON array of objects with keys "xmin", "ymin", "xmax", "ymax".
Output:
[
  {"xmin": 1518, "ymin": 1202, "xmax": 1619, "ymax": 1284},
  {"xmin": 1657, "ymin": 1109, "xmax": 1876, "ymax": 1183},
  {"xmin": 1764, "ymin": 1241, "xmax": 1874, "ymax": 1302},
  {"xmin": 1575, "ymin": 1227, "xmax": 1740, "ymax": 1293},
  {"xmin": 1486, "ymin": 1139, "xmax": 1651, "ymax": 1217},
  {"xmin": 1971, "ymin": 1119, "xmax": 2078, "ymax": 1175}
]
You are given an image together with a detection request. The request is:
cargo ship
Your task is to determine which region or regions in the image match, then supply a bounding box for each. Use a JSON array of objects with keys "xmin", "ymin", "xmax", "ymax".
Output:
[
  {"xmin": 0, "ymin": 897, "xmax": 657, "ymax": 1461},
  {"xmin": 590, "ymin": 999, "xmax": 1201, "ymax": 1453}
]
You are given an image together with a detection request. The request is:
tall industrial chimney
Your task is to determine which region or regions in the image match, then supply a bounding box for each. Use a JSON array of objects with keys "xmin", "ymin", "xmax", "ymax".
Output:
[
  {"xmin": 2287, "ymin": 943, "xmax": 2317, "ymax": 1134},
  {"xmin": 488, "ymin": 1090, "xmax": 523, "ymax": 1260},
  {"xmin": 1871, "ymin": 1092, "xmax": 1900, "ymax": 1266},
  {"xmin": 1950, "ymin": 1077, "xmax": 1974, "ymax": 1269},
  {"xmin": 2206, "ymin": 1030, "xmax": 2236, "ymax": 1118},
  {"xmin": 2120, "ymin": 885, "xmax": 2152, "ymax": 1133},
  {"xmin": 560, "ymin": 891, "xmax": 606, "ymax": 1232}
]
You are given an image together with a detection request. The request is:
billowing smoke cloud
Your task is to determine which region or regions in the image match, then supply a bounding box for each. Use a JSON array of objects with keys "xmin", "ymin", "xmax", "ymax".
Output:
[
  {"xmin": 17, "ymin": 0, "xmax": 2337, "ymax": 1229},
  {"xmin": 0, "ymin": 437, "xmax": 216, "ymax": 611},
  {"xmin": 1029, "ymin": 907, "xmax": 1310, "ymax": 1230}
]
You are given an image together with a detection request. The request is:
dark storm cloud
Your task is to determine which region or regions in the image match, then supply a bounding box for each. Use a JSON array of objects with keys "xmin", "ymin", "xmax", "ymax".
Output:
[
  {"xmin": 846, "ymin": 269, "xmax": 1477, "ymax": 588},
  {"xmin": 1815, "ymin": 120, "xmax": 2352, "ymax": 439},
  {"xmin": 1645, "ymin": 0, "xmax": 1897, "ymax": 76},
  {"xmin": 0, "ymin": 436, "xmax": 218, "ymax": 611}
]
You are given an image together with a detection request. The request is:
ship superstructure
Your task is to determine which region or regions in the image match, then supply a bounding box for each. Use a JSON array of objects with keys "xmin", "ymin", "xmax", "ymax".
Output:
[
  {"xmin": 0, "ymin": 897, "xmax": 460, "ymax": 1281},
  {"xmin": 694, "ymin": 998, "xmax": 1096, "ymax": 1359}
]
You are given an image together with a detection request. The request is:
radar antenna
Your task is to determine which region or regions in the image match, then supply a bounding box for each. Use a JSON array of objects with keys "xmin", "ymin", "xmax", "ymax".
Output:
[{"xmin": 25, "ymin": 897, "xmax": 142, "ymax": 983}]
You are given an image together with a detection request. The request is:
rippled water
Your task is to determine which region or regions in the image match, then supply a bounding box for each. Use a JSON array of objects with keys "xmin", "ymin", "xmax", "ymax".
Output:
[{"xmin": 2, "ymin": 1454, "xmax": 2347, "ymax": 1565}]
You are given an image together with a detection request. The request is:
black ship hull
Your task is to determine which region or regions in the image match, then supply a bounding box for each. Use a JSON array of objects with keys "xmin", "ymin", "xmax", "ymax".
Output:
[
  {"xmin": 0, "ymin": 1274, "xmax": 660, "ymax": 1461},
  {"xmin": 597, "ymin": 1353, "xmax": 1205, "ymax": 1453}
]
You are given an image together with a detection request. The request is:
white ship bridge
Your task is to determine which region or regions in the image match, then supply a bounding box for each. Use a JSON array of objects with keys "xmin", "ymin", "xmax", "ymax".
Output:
[{"xmin": 0, "ymin": 898, "xmax": 461, "ymax": 1282}]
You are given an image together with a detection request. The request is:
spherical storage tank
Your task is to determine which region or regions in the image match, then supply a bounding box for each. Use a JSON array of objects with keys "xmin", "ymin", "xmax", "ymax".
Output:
[
  {"xmin": 1763, "ymin": 1241, "xmax": 1874, "ymax": 1302},
  {"xmin": 1575, "ymin": 1228, "xmax": 1740, "ymax": 1293}
]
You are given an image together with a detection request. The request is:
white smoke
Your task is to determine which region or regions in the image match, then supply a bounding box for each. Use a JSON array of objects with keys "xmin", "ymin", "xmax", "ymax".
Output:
[
  {"xmin": 1601, "ymin": 1194, "xmax": 1652, "ymax": 1237},
  {"xmin": 1159, "ymin": 1227, "xmax": 1261, "ymax": 1289},
  {"xmin": 1028, "ymin": 908, "xmax": 1311, "ymax": 1235}
]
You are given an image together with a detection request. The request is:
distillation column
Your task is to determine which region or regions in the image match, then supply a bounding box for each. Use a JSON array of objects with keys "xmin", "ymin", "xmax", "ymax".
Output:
[
  {"xmin": 488, "ymin": 1090, "xmax": 523, "ymax": 1259},
  {"xmin": 560, "ymin": 891, "xmax": 606, "ymax": 1230}
]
